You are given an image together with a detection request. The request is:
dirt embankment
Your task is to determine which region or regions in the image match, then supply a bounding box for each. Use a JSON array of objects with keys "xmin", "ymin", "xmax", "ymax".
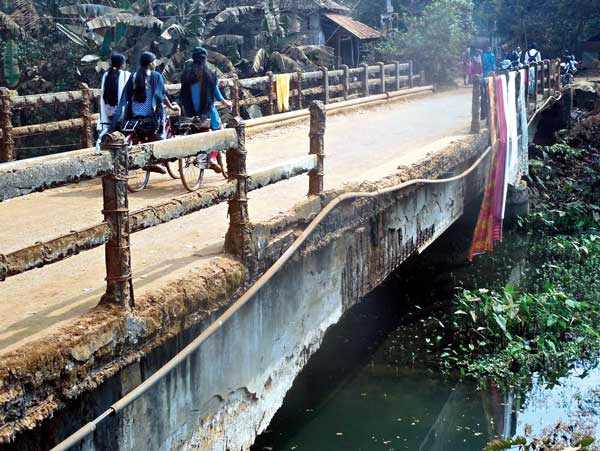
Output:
[{"xmin": 565, "ymin": 83, "xmax": 600, "ymax": 149}]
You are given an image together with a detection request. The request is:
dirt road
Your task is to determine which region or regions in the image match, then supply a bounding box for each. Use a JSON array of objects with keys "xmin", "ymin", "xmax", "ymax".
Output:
[{"xmin": 0, "ymin": 88, "xmax": 472, "ymax": 353}]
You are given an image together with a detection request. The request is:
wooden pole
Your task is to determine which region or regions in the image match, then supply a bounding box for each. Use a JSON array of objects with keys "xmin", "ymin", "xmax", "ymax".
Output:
[
  {"xmin": 470, "ymin": 74, "xmax": 481, "ymax": 134},
  {"xmin": 79, "ymin": 83, "xmax": 93, "ymax": 149},
  {"xmin": 321, "ymin": 66, "xmax": 329, "ymax": 104},
  {"xmin": 361, "ymin": 63, "xmax": 369, "ymax": 97},
  {"xmin": 266, "ymin": 71, "xmax": 275, "ymax": 115},
  {"xmin": 308, "ymin": 101, "xmax": 326, "ymax": 196},
  {"xmin": 232, "ymin": 75, "xmax": 240, "ymax": 116},
  {"xmin": 100, "ymin": 132, "xmax": 134, "ymax": 307},
  {"xmin": 341, "ymin": 64, "xmax": 349, "ymax": 100},
  {"xmin": 225, "ymin": 118, "xmax": 254, "ymax": 270},
  {"xmin": 295, "ymin": 70, "xmax": 303, "ymax": 110},
  {"xmin": 0, "ymin": 87, "xmax": 15, "ymax": 162},
  {"xmin": 378, "ymin": 62, "xmax": 386, "ymax": 94}
]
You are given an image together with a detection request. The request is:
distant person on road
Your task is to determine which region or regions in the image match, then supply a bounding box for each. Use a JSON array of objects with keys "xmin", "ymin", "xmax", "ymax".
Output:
[
  {"xmin": 483, "ymin": 47, "xmax": 496, "ymax": 77},
  {"xmin": 471, "ymin": 49, "xmax": 483, "ymax": 79},
  {"xmin": 526, "ymin": 43, "xmax": 542, "ymax": 64},
  {"xmin": 462, "ymin": 47, "xmax": 472, "ymax": 85},
  {"xmin": 96, "ymin": 53, "xmax": 130, "ymax": 151}
]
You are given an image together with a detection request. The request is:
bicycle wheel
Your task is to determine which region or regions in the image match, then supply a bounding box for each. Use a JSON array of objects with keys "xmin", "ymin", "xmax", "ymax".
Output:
[
  {"xmin": 179, "ymin": 156, "xmax": 204, "ymax": 192},
  {"xmin": 127, "ymin": 168, "xmax": 151, "ymax": 192},
  {"xmin": 165, "ymin": 161, "xmax": 180, "ymax": 179},
  {"xmin": 125, "ymin": 134, "xmax": 151, "ymax": 192}
]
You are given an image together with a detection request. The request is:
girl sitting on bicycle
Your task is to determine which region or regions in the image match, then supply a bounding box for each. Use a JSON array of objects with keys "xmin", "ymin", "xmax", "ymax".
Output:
[
  {"xmin": 110, "ymin": 51, "xmax": 179, "ymax": 138},
  {"xmin": 97, "ymin": 53, "xmax": 130, "ymax": 151},
  {"xmin": 180, "ymin": 47, "xmax": 231, "ymax": 131}
]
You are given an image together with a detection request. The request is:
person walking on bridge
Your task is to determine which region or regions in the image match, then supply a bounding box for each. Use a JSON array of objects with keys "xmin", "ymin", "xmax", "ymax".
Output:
[
  {"xmin": 526, "ymin": 43, "xmax": 542, "ymax": 64},
  {"xmin": 96, "ymin": 53, "xmax": 130, "ymax": 151},
  {"xmin": 482, "ymin": 47, "xmax": 496, "ymax": 77}
]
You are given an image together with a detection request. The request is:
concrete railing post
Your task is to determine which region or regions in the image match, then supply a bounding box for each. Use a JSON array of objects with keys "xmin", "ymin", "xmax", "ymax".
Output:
[
  {"xmin": 79, "ymin": 83, "xmax": 93, "ymax": 149},
  {"xmin": 266, "ymin": 71, "xmax": 275, "ymax": 115},
  {"xmin": 225, "ymin": 118, "xmax": 254, "ymax": 267},
  {"xmin": 232, "ymin": 75, "xmax": 240, "ymax": 116},
  {"xmin": 419, "ymin": 70, "xmax": 425, "ymax": 86},
  {"xmin": 470, "ymin": 74, "xmax": 481, "ymax": 134},
  {"xmin": 378, "ymin": 62, "xmax": 386, "ymax": 94},
  {"xmin": 321, "ymin": 66, "xmax": 329, "ymax": 104},
  {"xmin": 361, "ymin": 63, "xmax": 369, "ymax": 97},
  {"xmin": 0, "ymin": 87, "xmax": 15, "ymax": 162},
  {"xmin": 538, "ymin": 61, "xmax": 544, "ymax": 97},
  {"xmin": 100, "ymin": 132, "xmax": 134, "ymax": 307},
  {"xmin": 295, "ymin": 70, "xmax": 303, "ymax": 110},
  {"xmin": 308, "ymin": 101, "xmax": 326, "ymax": 196},
  {"xmin": 394, "ymin": 61, "xmax": 401, "ymax": 90},
  {"xmin": 522, "ymin": 63, "xmax": 531, "ymax": 117},
  {"xmin": 554, "ymin": 59, "xmax": 561, "ymax": 91},
  {"xmin": 341, "ymin": 64, "xmax": 349, "ymax": 100},
  {"xmin": 408, "ymin": 60, "xmax": 414, "ymax": 88}
]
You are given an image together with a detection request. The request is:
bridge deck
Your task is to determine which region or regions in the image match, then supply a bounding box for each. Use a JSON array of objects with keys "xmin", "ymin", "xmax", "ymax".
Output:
[{"xmin": 0, "ymin": 88, "xmax": 471, "ymax": 354}]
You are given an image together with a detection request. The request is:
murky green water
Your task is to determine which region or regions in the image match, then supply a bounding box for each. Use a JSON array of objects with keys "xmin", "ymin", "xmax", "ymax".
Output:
[{"xmin": 252, "ymin": 228, "xmax": 600, "ymax": 451}]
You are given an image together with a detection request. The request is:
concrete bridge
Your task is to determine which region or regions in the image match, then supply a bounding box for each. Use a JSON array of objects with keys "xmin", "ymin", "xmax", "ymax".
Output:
[{"xmin": 0, "ymin": 60, "xmax": 564, "ymax": 450}]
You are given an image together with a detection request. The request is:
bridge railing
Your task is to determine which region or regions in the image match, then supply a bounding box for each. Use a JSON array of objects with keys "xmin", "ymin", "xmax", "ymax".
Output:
[
  {"xmin": 470, "ymin": 58, "xmax": 562, "ymax": 134},
  {"xmin": 0, "ymin": 62, "xmax": 421, "ymax": 162},
  {"xmin": 0, "ymin": 103, "xmax": 327, "ymax": 307}
]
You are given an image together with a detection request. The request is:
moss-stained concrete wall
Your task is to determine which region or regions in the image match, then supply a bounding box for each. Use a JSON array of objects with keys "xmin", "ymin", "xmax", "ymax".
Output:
[{"xmin": 0, "ymin": 133, "xmax": 489, "ymax": 450}]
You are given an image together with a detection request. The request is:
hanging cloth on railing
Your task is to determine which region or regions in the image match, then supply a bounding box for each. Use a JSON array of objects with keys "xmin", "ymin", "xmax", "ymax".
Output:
[
  {"xmin": 506, "ymin": 71, "xmax": 520, "ymax": 189},
  {"xmin": 274, "ymin": 74, "xmax": 291, "ymax": 113},
  {"xmin": 469, "ymin": 76, "xmax": 500, "ymax": 260},
  {"xmin": 518, "ymin": 69, "xmax": 529, "ymax": 178},
  {"xmin": 495, "ymin": 75, "xmax": 509, "ymax": 230}
]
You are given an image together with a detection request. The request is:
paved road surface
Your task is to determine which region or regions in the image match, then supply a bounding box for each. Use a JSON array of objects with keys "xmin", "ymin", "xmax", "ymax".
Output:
[{"xmin": 0, "ymin": 88, "xmax": 472, "ymax": 353}]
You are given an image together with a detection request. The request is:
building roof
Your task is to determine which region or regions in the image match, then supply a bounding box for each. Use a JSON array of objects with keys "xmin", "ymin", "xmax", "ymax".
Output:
[
  {"xmin": 203, "ymin": 0, "xmax": 350, "ymax": 15},
  {"xmin": 322, "ymin": 12, "xmax": 382, "ymax": 40}
]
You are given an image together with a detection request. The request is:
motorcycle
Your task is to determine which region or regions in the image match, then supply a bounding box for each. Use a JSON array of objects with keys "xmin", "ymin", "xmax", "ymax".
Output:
[{"xmin": 560, "ymin": 62, "xmax": 577, "ymax": 86}]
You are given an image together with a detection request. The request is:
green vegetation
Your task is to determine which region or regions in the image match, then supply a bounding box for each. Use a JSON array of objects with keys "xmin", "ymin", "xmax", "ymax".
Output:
[
  {"xmin": 437, "ymin": 143, "xmax": 600, "ymax": 387},
  {"xmin": 366, "ymin": 0, "xmax": 474, "ymax": 84},
  {"xmin": 485, "ymin": 434, "xmax": 594, "ymax": 451}
]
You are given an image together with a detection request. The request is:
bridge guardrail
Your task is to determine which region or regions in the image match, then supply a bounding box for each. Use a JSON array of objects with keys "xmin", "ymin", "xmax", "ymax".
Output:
[
  {"xmin": 0, "ymin": 61, "xmax": 422, "ymax": 162},
  {"xmin": 470, "ymin": 58, "xmax": 561, "ymax": 133},
  {"xmin": 0, "ymin": 103, "xmax": 327, "ymax": 299}
]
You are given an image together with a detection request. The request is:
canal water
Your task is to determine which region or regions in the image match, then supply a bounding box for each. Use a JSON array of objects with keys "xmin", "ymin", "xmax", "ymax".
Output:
[{"xmin": 252, "ymin": 226, "xmax": 600, "ymax": 451}]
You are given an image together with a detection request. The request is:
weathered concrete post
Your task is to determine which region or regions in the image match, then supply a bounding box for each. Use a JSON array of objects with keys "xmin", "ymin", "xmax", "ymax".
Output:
[
  {"xmin": 225, "ymin": 118, "xmax": 254, "ymax": 268},
  {"xmin": 266, "ymin": 71, "xmax": 275, "ymax": 115},
  {"xmin": 100, "ymin": 132, "xmax": 134, "ymax": 307},
  {"xmin": 538, "ymin": 61, "xmax": 544, "ymax": 97},
  {"xmin": 232, "ymin": 75, "xmax": 240, "ymax": 116},
  {"xmin": 295, "ymin": 70, "xmax": 303, "ymax": 110},
  {"xmin": 377, "ymin": 62, "xmax": 386, "ymax": 94},
  {"xmin": 554, "ymin": 59, "xmax": 561, "ymax": 92},
  {"xmin": 522, "ymin": 63, "xmax": 530, "ymax": 117},
  {"xmin": 321, "ymin": 66, "xmax": 329, "ymax": 104},
  {"xmin": 419, "ymin": 70, "xmax": 426, "ymax": 86},
  {"xmin": 79, "ymin": 83, "xmax": 93, "ymax": 149},
  {"xmin": 0, "ymin": 87, "xmax": 15, "ymax": 162},
  {"xmin": 361, "ymin": 63, "xmax": 369, "ymax": 97},
  {"xmin": 408, "ymin": 60, "xmax": 414, "ymax": 88},
  {"xmin": 533, "ymin": 63, "xmax": 539, "ymax": 112},
  {"xmin": 308, "ymin": 101, "xmax": 326, "ymax": 196},
  {"xmin": 394, "ymin": 61, "xmax": 401, "ymax": 90},
  {"xmin": 341, "ymin": 64, "xmax": 349, "ymax": 100},
  {"xmin": 470, "ymin": 74, "xmax": 481, "ymax": 134}
]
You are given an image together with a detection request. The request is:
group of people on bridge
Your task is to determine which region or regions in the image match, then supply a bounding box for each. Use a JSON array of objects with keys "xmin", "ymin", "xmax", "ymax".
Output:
[
  {"xmin": 462, "ymin": 43, "xmax": 548, "ymax": 85},
  {"xmin": 96, "ymin": 48, "xmax": 232, "ymax": 156}
]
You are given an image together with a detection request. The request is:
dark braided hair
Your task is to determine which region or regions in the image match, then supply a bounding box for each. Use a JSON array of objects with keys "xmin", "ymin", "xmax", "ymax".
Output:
[
  {"xmin": 133, "ymin": 52, "xmax": 156, "ymax": 103},
  {"xmin": 103, "ymin": 53, "xmax": 126, "ymax": 107}
]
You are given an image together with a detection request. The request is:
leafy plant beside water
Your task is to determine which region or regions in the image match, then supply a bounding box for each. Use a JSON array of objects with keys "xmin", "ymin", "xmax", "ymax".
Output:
[{"xmin": 436, "ymin": 142, "xmax": 600, "ymax": 387}]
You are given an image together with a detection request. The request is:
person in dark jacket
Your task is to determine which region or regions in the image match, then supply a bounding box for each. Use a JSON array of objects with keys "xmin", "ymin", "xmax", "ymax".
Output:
[{"xmin": 180, "ymin": 47, "xmax": 231, "ymax": 130}]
